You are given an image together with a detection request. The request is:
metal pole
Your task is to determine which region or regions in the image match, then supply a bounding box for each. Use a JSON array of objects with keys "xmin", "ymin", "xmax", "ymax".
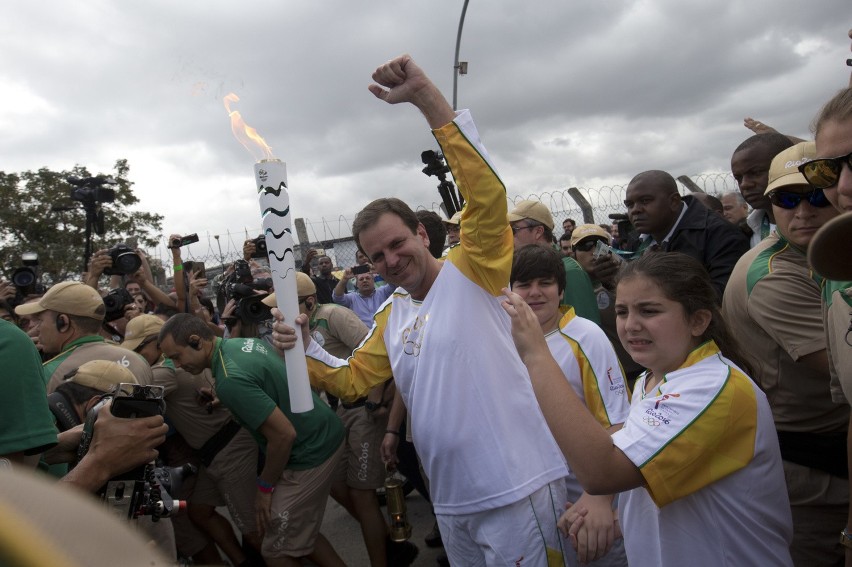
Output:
[{"xmin": 452, "ymin": 0, "xmax": 470, "ymax": 111}]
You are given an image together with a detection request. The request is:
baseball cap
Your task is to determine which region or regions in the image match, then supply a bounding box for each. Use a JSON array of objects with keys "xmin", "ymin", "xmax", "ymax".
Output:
[
  {"xmin": 765, "ymin": 141, "xmax": 817, "ymax": 195},
  {"xmin": 15, "ymin": 281, "xmax": 106, "ymax": 320},
  {"xmin": 121, "ymin": 314, "xmax": 164, "ymax": 352},
  {"xmin": 808, "ymin": 212, "xmax": 852, "ymax": 280},
  {"xmin": 63, "ymin": 359, "xmax": 138, "ymax": 393},
  {"xmin": 507, "ymin": 201, "xmax": 555, "ymax": 231},
  {"xmin": 570, "ymin": 224, "xmax": 611, "ymax": 246},
  {"xmin": 445, "ymin": 211, "xmax": 462, "ymax": 226}
]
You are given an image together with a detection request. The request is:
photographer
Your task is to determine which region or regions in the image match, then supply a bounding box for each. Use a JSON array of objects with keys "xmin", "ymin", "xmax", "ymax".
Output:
[
  {"xmin": 122, "ymin": 314, "xmax": 264, "ymax": 566},
  {"xmin": 51, "ymin": 359, "xmax": 175, "ymax": 557},
  {"xmin": 15, "ymin": 282, "xmax": 153, "ymax": 396},
  {"xmin": 169, "ymin": 233, "xmax": 221, "ymax": 338},
  {"xmin": 332, "ymin": 267, "xmax": 396, "ymax": 329},
  {"xmin": 218, "ymin": 260, "xmax": 273, "ymax": 341},
  {"xmin": 300, "ymin": 248, "xmax": 339, "ymax": 304}
]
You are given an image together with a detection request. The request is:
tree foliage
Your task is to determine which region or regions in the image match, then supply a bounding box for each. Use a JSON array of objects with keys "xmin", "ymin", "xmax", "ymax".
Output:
[{"xmin": 0, "ymin": 160, "xmax": 163, "ymax": 284}]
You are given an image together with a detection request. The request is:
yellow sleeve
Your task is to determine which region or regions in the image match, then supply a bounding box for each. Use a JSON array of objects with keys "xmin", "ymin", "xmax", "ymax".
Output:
[
  {"xmin": 433, "ymin": 114, "xmax": 513, "ymax": 296},
  {"xmin": 306, "ymin": 301, "xmax": 394, "ymax": 402}
]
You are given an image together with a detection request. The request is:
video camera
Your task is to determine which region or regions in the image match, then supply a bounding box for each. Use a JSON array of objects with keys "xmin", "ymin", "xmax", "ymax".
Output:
[
  {"xmin": 77, "ymin": 383, "xmax": 193, "ymax": 521},
  {"xmin": 216, "ymin": 260, "xmax": 272, "ymax": 324}
]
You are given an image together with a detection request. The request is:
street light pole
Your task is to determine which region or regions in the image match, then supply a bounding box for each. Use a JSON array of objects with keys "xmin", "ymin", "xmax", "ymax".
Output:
[{"xmin": 452, "ymin": 0, "xmax": 470, "ymax": 111}]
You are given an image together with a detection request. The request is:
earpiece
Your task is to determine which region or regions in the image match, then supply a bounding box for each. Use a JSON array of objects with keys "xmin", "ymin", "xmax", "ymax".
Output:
[
  {"xmin": 305, "ymin": 299, "xmax": 315, "ymax": 312},
  {"xmin": 189, "ymin": 338, "xmax": 201, "ymax": 350},
  {"xmin": 55, "ymin": 315, "xmax": 68, "ymax": 332}
]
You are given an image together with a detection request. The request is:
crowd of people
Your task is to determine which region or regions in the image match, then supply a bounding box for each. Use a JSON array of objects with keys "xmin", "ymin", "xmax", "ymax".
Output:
[{"xmin": 2, "ymin": 37, "xmax": 852, "ymax": 567}]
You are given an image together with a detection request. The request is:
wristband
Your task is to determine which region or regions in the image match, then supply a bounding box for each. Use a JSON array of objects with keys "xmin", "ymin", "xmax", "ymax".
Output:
[
  {"xmin": 840, "ymin": 528, "xmax": 852, "ymax": 549},
  {"xmin": 385, "ymin": 430, "xmax": 399, "ymax": 436},
  {"xmin": 257, "ymin": 477, "xmax": 275, "ymax": 493},
  {"xmin": 173, "ymin": 264, "xmax": 183, "ymax": 272}
]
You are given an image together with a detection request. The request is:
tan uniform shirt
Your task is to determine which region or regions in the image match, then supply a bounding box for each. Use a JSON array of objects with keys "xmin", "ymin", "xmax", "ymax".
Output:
[
  {"xmin": 309, "ymin": 303, "xmax": 369, "ymax": 359},
  {"xmin": 722, "ymin": 234, "xmax": 848, "ymax": 433},
  {"xmin": 825, "ymin": 282, "xmax": 852, "ymax": 405},
  {"xmin": 150, "ymin": 361, "xmax": 232, "ymax": 450},
  {"xmin": 47, "ymin": 340, "xmax": 154, "ymax": 394}
]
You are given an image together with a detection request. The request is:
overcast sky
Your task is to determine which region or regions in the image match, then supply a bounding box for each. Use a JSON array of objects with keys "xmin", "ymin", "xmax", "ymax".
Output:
[{"xmin": 2, "ymin": 0, "xmax": 850, "ymax": 257}]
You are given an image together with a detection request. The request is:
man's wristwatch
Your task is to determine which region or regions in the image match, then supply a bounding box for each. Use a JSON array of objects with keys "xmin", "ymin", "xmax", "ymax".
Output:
[
  {"xmin": 365, "ymin": 400, "xmax": 386, "ymax": 413},
  {"xmin": 840, "ymin": 528, "xmax": 852, "ymax": 549}
]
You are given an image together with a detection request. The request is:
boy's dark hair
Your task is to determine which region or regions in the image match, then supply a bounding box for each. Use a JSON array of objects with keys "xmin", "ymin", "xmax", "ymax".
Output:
[
  {"xmin": 510, "ymin": 244, "xmax": 566, "ymax": 294},
  {"xmin": 415, "ymin": 210, "xmax": 447, "ymax": 259}
]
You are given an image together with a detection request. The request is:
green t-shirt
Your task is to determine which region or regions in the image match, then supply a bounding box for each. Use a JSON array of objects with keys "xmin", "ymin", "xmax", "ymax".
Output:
[
  {"xmin": 0, "ymin": 319, "xmax": 58, "ymax": 456},
  {"xmin": 562, "ymin": 256, "xmax": 601, "ymax": 325},
  {"xmin": 210, "ymin": 337, "xmax": 344, "ymax": 470}
]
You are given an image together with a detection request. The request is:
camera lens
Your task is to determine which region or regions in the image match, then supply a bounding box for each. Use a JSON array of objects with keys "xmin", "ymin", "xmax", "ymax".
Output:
[
  {"xmin": 115, "ymin": 251, "xmax": 142, "ymax": 274},
  {"xmin": 237, "ymin": 296, "xmax": 272, "ymax": 324},
  {"xmin": 12, "ymin": 268, "xmax": 35, "ymax": 288}
]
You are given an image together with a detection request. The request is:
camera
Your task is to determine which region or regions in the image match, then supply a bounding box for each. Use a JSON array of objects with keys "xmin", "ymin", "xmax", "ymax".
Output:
[
  {"xmin": 8, "ymin": 252, "xmax": 44, "ymax": 307},
  {"xmin": 103, "ymin": 288, "xmax": 135, "ymax": 322},
  {"xmin": 77, "ymin": 383, "xmax": 191, "ymax": 521},
  {"xmin": 352, "ymin": 264, "xmax": 371, "ymax": 275},
  {"xmin": 170, "ymin": 233, "xmax": 199, "ymax": 249},
  {"xmin": 251, "ymin": 235, "xmax": 268, "ymax": 259},
  {"xmin": 104, "ymin": 243, "xmax": 142, "ymax": 276},
  {"xmin": 216, "ymin": 260, "xmax": 272, "ymax": 324}
]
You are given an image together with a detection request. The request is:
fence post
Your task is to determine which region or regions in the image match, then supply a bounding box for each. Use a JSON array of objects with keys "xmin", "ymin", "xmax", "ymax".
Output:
[
  {"xmin": 567, "ymin": 187, "xmax": 595, "ymax": 224},
  {"xmin": 676, "ymin": 175, "xmax": 705, "ymax": 193}
]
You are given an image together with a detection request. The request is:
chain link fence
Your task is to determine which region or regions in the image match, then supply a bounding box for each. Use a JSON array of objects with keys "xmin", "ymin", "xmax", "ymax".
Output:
[{"xmin": 153, "ymin": 171, "xmax": 738, "ymax": 278}]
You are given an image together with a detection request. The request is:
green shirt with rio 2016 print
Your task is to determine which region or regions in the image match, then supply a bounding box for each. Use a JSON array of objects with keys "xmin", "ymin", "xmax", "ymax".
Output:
[{"xmin": 209, "ymin": 337, "xmax": 343, "ymax": 471}]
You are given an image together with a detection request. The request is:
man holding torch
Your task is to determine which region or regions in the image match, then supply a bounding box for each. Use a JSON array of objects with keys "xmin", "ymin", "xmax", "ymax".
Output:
[{"xmin": 274, "ymin": 55, "xmax": 569, "ymax": 566}]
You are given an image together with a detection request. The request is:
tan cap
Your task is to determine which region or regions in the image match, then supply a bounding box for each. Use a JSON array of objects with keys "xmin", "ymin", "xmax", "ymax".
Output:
[
  {"xmin": 15, "ymin": 281, "xmax": 106, "ymax": 320},
  {"xmin": 64, "ymin": 359, "xmax": 138, "ymax": 393},
  {"xmin": 507, "ymin": 200, "xmax": 554, "ymax": 231},
  {"xmin": 570, "ymin": 224, "xmax": 612, "ymax": 246},
  {"xmin": 121, "ymin": 314, "xmax": 164, "ymax": 352},
  {"xmin": 765, "ymin": 141, "xmax": 817, "ymax": 195},
  {"xmin": 261, "ymin": 272, "xmax": 317, "ymax": 307},
  {"xmin": 808, "ymin": 212, "xmax": 852, "ymax": 280},
  {"xmin": 445, "ymin": 211, "xmax": 462, "ymax": 226}
]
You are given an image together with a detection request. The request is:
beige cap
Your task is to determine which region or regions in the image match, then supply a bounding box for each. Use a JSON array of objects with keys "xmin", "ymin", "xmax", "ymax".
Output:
[
  {"xmin": 570, "ymin": 224, "xmax": 612, "ymax": 246},
  {"xmin": 445, "ymin": 211, "xmax": 462, "ymax": 226},
  {"xmin": 261, "ymin": 272, "xmax": 317, "ymax": 307},
  {"xmin": 64, "ymin": 359, "xmax": 138, "ymax": 393},
  {"xmin": 507, "ymin": 200, "xmax": 554, "ymax": 231},
  {"xmin": 765, "ymin": 141, "xmax": 817, "ymax": 195},
  {"xmin": 808, "ymin": 212, "xmax": 852, "ymax": 280},
  {"xmin": 121, "ymin": 314, "xmax": 164, "ymax": 352},
  {"xmin": 15, "ymin": 281, "xmax": 106, "ymax": 320}
]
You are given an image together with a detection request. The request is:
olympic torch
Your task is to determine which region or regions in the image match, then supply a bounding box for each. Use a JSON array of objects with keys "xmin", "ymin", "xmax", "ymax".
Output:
[{"xmin": 225, "ymin": 94, "xmax": 313, "ymax": 412}]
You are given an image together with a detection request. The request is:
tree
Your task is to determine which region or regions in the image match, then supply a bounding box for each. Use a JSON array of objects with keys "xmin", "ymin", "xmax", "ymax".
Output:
[{"xmin": 0, "ymin": 159, "xmax": 163, "ymax": 285}]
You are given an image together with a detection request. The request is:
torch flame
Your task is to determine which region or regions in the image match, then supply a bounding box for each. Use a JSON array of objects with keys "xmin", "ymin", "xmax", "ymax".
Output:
[{"xmin": 223, "ymin": 92, "xmax": 275, "ymax": 161}]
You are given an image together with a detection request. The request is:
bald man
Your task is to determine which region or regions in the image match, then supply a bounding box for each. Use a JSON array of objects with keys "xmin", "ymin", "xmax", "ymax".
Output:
[{"xmin": 623, "ymin": 170, "xmax": 749, "ymax": 299}]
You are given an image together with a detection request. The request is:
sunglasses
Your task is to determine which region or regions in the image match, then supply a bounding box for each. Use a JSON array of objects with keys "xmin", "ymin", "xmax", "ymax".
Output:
[
  {"xmin": 573, "ymin": 239, "xmax": 604, "ymax": 252},
  {"xmin": 510, "ymin": 223, "xmax": 541, "ymax": 235},
  {"xmin": 798, "ymin": 150, "xmax": 852, "ymax": 189},
  {"xmin": 767, "ymin": 187, "xmax": 831, "ymax": 210}
]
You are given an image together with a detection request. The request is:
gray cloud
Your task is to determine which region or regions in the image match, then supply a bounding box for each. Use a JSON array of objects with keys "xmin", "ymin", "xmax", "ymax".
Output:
[{"xmin": 1, "ymin": 0, "xmax": 849, "ymax": 244}]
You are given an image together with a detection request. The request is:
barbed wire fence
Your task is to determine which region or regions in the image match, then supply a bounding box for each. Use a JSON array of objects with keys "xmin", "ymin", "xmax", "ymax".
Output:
[{"xmin": 151, "ymin": 171, "xmax": 738, "ymax": 279}]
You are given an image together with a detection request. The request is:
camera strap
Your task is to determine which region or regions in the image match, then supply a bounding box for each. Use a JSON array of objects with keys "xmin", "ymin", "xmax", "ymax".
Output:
[
  {"xmin": 46, "ymin": 391, "xmax": 82, "ymax": 432},
  {"xmin": 198, "ymin": 420, "xmax": 241, "ymax": 467}
]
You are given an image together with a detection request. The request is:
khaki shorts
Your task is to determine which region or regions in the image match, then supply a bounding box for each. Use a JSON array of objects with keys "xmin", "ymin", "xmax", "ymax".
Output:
[
  {"xmin": 262, "ymin": 441, "xmax": 345, "ymax": 558},
  {"xmin": 336, "ymin": 406, "xmax": 388, "ymax": 490},
  {"xmin": 191, "ymin": 428, "xmax": 259, "ymax": 534}
]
